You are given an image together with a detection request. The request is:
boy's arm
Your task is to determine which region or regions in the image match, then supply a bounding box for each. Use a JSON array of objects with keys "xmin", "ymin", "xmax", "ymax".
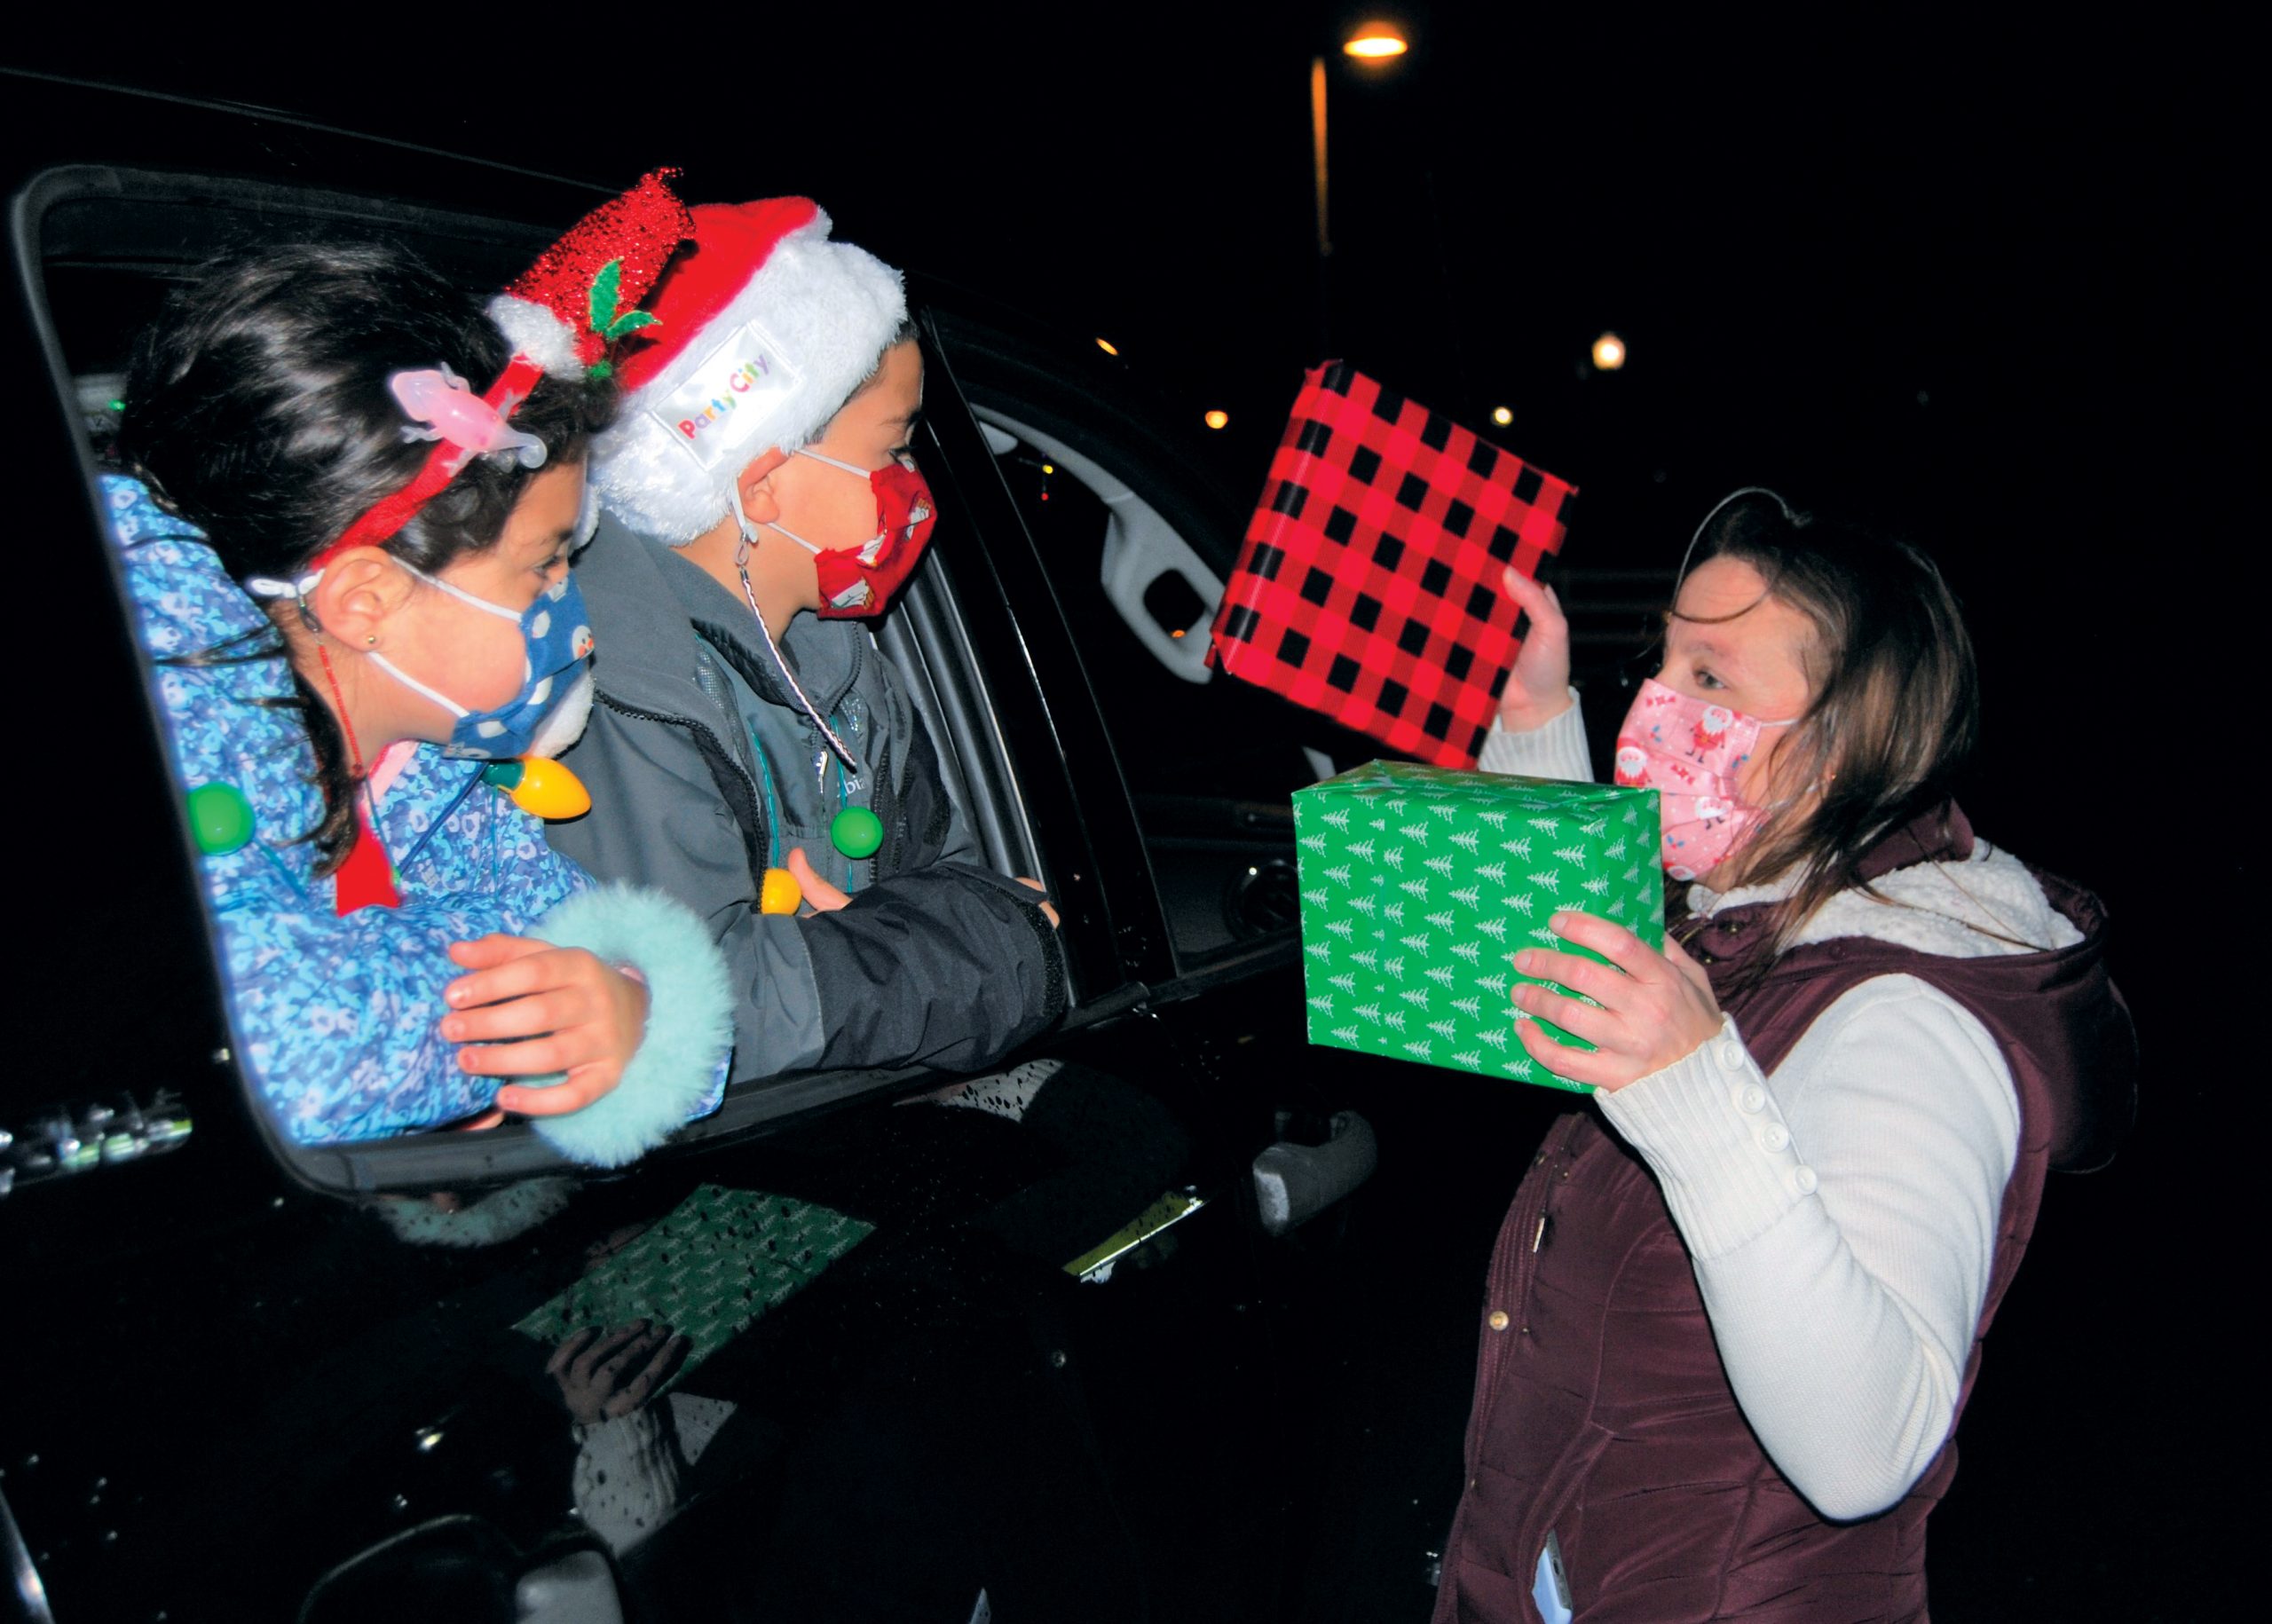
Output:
[
  {"xmin": 554, "ymin": 701, "xmax": 1065, "ymax": 1083},
  {"xmin": 798, "ymin": 863, "xmax": 1065, "ymax": 1073}
]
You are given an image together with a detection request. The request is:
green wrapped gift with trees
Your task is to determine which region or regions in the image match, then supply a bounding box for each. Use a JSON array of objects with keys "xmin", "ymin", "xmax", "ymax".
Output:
[{"xmin": 1291, "ymin": 761, "xmax": 1665, "ymax": 1092}]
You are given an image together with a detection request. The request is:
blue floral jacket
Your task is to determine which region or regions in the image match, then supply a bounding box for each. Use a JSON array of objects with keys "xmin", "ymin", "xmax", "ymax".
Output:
[{"xmin": 106, "ymin": 476, "xmax": 730, "ymax": 1161}]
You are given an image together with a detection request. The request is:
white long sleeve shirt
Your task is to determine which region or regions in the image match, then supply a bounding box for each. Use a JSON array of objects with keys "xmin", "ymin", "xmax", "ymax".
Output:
[{"xmin": 1477, "ymin": 698, "xmax": 2073, "ymax": 1517}]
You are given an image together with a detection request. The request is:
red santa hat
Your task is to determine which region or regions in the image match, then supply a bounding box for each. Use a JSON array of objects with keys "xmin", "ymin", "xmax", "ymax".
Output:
[
  {"xmin": 588, "ymin": 198, "xmax": 909, "ymax": 543},
  {"xmin": 485, "ymin": 168, "xmax": 695, "ymax": 382},
  {"xmin": 312, "ymin": 169, "xmax": 693, "ymax": 565}
]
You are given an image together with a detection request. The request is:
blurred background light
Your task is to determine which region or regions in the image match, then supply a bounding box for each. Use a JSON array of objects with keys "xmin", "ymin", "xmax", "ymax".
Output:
[
  {"xmin": 1591, "ymin": 332, "xmax": 1627, "ymax": 371},
  {"xmin": 1344, "ymin": 23, "xmax": 1408, "ymax": 59},
  {"xmin": 1204, "ymin": 409, "xmax": 1231, "ymax": 430},
  {"xmin": 1095, "ymin": 336, "xmax": 1120, "ymax": 356},
  {"xmin": 1490, "ymin": 406, "xmax": 1513, "ymax": 426}
]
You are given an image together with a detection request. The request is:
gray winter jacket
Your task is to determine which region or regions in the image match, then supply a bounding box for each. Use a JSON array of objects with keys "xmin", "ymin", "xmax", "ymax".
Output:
[{"xmin": 548, "ymin": 517, "xmax": 1066, "ymax": 1083}]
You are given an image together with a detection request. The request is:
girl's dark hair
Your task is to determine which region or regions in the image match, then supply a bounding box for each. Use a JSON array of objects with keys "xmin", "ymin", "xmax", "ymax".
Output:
[
  {"xmin": 116, "ymin": 242, "xmax": 616, "ymax": 868},
  {"xmin": 1673, "ymin": 492, "xmax": 1979, "ymax": 978}
]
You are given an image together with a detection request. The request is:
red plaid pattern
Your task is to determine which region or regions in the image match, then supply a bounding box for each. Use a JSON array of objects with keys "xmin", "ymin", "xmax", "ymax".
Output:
[{"xmin": 1206, "ymin": 363, "xmax": 1578, "ymax": 767}]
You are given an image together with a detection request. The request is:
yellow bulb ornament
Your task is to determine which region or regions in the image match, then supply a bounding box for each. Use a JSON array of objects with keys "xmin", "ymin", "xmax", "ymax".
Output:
[
  {"xmin": 480, "ymin": 756, "xmax": 592, "ymax": 820},
  {"xmin": 759, "ymin": 867, "xmax": 804, "ymax": 915}
]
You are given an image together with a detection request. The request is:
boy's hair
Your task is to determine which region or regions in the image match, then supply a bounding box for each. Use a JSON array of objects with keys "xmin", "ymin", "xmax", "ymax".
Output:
[{"xmin": 117, "ymin": 242, "xmax": 617, "ymax": 867}]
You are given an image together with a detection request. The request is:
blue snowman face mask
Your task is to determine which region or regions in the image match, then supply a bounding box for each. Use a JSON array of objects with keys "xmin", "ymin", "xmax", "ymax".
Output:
[{"xmin": 368, "ymin": 564, "xmax": 596, "ymax": 761}]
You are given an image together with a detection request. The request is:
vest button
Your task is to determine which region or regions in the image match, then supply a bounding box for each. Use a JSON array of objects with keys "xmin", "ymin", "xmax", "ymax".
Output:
[
  {"xmin": 1793, "ymin": 1165, "xmax": 1819, "ymax": 1195},
  {"xmin": 1488, "ymin": 1310, "xmax": 1511, "ymax": 1331}
]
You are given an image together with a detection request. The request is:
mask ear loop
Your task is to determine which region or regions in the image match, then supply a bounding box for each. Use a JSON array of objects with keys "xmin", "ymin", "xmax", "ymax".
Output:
[{"xmin": 730, "ymin": 492, "xmax": 858, "ymax": 770}]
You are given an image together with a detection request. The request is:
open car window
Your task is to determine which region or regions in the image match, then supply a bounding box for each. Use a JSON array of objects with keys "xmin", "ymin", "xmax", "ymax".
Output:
[{"xmin": 13, "ymin": 165, "xmax": 1076, "ymax": 1196}]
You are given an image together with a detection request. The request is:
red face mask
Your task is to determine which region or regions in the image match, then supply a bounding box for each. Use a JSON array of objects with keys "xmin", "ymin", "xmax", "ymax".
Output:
[{"xmin": 775, "ymin": 448, "xmax": 939, "ymax": 619}]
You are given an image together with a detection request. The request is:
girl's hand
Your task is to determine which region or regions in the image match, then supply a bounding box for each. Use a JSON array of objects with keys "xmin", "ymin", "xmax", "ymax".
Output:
[
  {"xmin": 1495, "ymin": 565, "xmax": 1574, "ymax": 733},
  {"xmin": 1508, "ymin": 911, "xmax": 1724, "ymax": 1092},
  {"xmin": 785, "ymin": 847, "xmax": 850, "ymax": 914},
  {"xmin": 441, "ymin": 935, "xmax": 651, "ymax": 1115}
]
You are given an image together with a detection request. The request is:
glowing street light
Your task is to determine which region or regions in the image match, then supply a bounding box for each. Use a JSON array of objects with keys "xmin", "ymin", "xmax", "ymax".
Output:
[
  {"xmin": 1591, "ymin": 332, "xmax": 1628, "ymax": 372},
  {"xmin": 1491, "ymin": 406, "xmax": 1514, "ymax": 427},
  {"xmin": 1095, "ymin": 337, "xmax": 1120, "ymax": 357},
  {"xmin": 1344, "ymin": 22, "xmax": 1409, "ymax": 59},
  {"xmin": 1204, "ymin": 409, "xmax": 1231, "ymax": 430},
  {"xmin": 1314, "ymin": 20, "xmax": 1413, "ymax": 259}
]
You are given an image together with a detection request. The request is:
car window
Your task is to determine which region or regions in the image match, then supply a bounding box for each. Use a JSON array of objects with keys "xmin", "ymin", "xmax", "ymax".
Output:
[{"xmin": 13, "ymin": 169, "xmax": 1080, "ymax": 1196}]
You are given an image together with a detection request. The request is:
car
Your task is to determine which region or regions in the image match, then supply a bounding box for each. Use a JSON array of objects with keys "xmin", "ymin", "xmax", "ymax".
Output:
[{"xmin": 4, "ymin": 71, "xmax": 1642, "ymax": 1623}]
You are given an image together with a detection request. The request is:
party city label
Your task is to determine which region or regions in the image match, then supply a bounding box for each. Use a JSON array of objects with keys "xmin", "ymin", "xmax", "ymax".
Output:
[{"xmin": 651, "ymin": 319, "xmax": 806, "ymax": 471}]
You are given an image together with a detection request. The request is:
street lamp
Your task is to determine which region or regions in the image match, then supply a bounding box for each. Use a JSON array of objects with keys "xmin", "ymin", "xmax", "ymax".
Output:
[
  {"xmin": 1313, "ymin": 20, "xmax": 1411, "ymax": 257},
  {"xmin": 1344, "ymin": 22, "xmax": 1409, "ymax": 59},
  {"xmin": 1591, "ymin": 333, "xmax": 1628, "ymax": 372}
]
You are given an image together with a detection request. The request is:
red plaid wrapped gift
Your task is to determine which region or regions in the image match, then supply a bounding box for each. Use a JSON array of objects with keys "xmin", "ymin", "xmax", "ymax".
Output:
[{"xmin": 1205, "ymin": 363, "xmax": 1577, "ymax": 767}]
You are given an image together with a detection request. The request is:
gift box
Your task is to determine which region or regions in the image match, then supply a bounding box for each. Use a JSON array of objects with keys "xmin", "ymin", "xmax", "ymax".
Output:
[
  {"xmin": 1292, "ymin": 761, "xmax": 1664, "ymax": 1092},
  {"xmin": 1208, "ymin": 363, "xmax": 1577, "ymax": 768},
  {"xmin": 514, "ymin": 1184, "xmax": 872, "ymax": 1391}
]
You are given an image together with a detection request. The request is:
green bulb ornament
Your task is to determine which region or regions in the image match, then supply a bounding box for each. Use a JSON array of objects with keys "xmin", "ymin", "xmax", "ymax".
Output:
[
  {"xmin": 830, "ymin": 806, "xmax": 884, "ymax": 861},
  {"xmin": 186, "ymin": 782, "xmax": 255, "ymax": 855}
]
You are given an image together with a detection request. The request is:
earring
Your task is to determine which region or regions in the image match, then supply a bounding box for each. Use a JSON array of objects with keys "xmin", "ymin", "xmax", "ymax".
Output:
[{"xmin": 365, "ymin": 635, "xmax": 378, "ymax": 646}]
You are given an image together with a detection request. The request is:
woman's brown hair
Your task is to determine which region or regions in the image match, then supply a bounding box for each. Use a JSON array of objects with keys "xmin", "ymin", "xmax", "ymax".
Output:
[{"xmin": 1673, "ymin": 490, "xmax": 1979, "ymax": 978}]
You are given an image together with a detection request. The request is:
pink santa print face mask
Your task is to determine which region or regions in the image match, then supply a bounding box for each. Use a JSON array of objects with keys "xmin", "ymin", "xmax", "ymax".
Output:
[{"xmin": 1613, "ymin": 677, "xmax": 1798, "ymax": 882}]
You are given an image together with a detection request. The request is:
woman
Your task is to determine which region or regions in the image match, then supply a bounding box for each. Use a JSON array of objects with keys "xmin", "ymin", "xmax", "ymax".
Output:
[{"xmin": 1434, "ymin": 489, "xmax": 2135, "ymax": 1621}]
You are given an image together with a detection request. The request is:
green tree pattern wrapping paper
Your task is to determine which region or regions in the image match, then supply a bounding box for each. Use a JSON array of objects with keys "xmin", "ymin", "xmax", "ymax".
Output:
[
  {"xmin": 1291, "ymin": 762, "xmax": 1665, "ymax": 1093},
  {"xmin": 514, "ymin": 1185, "xmax": 872, "ymax": 1390}
]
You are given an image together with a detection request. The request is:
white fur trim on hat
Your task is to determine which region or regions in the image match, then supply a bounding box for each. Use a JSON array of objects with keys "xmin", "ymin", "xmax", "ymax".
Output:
[
  {"xmin": 487, "ymin": 293, "xmax": 585, "ymax": 380},
  {"xmin": 589, "ymin": 217, "xmax": 907, "ymax": 544}
]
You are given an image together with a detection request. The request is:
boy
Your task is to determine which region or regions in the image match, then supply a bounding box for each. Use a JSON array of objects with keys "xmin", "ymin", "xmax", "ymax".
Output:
[
  {"xmin": 550, "ymin": 199, "xmax": 1162, "ymax": 1618},
  {"xmin": 550, "ymin": 196, "xmax": 1064, "ymax": 1083}
]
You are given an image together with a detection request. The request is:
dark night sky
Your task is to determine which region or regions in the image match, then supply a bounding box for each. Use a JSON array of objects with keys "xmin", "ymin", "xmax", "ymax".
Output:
[{"xmin": 18, "ymin": 11, "xmax": 2234, "ymax": 574}]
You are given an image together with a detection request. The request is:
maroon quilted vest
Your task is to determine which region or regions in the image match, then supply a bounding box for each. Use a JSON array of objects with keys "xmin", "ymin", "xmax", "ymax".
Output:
[{"xmin": 1432, "ymin": 805, "xmax": 2136, "ymax": 1624}]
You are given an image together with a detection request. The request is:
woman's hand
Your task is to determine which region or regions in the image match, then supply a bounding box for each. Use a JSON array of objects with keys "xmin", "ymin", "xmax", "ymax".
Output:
[
  {"xmin": 546, "ymin": 1321, "xmax": 686, "ymax": 1426},
  {"xmin": 1495, "ymin": 564, "xmax": 1574, "ymax": 733},
  {"xmin": 1509, "ymin": 911, "xmax": 1724, "ymax": 1092},
  {"xmin": 441, "ymin": 935, "xmax": 651, "ymax": 1115}
]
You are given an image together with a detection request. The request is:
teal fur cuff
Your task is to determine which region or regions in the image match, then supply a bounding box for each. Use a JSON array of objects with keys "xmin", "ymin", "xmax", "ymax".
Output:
[{"xmin": 524, "ymin": 884, "xmax": 734, "ymax": 1169}]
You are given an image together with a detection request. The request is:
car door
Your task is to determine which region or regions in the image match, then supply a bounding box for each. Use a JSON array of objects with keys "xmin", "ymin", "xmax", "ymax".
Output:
[{"xmin": 0, "ymin": 99, "xmax": 1283, "ymax": 1621}]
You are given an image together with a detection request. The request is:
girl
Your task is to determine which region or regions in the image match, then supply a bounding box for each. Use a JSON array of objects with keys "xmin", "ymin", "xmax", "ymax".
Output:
[
  {"xmin": 1437, "ymin": 490, "xmax": 2135, "ymax": 1621},
  {"xmin": 108, "ymin": 190, "xmax": 732, "ymax": 1167}
]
